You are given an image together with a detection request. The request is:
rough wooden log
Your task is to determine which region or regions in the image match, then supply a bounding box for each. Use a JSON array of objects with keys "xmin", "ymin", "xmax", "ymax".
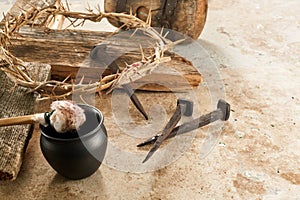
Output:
[
  {"xmin": 104, "ymin": 0, "xmax": 208, "ymax": 39},
  {"xmin": 8, "ymin": 27, "xmax": 202, "ymax": 91},
  {"xmin": 0, "ymin": 63, "xmax": 50, "ymax": 181}
]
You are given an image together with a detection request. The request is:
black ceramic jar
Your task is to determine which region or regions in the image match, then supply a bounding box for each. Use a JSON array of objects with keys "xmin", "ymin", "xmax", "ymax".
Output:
[{"xmin": 40, "ymin": 104, "xmax": 107, "ymax": 180}]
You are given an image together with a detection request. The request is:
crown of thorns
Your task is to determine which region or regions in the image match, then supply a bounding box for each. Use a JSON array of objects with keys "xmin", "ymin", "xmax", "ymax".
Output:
[{"xmin": 0, "ymin": 1, "xmax": 184, "ymax": 101}]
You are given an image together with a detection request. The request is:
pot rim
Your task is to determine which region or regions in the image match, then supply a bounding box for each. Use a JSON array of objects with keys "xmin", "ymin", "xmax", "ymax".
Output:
[{"xmin": 40, "ymin": 104, "xmax": 104, "ymax": 142}]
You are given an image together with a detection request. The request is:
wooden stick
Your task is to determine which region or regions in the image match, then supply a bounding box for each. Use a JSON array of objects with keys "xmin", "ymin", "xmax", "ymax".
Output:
[{"xmin": 0, "ymin": 114, "xmax": 37, "ymax": 127}]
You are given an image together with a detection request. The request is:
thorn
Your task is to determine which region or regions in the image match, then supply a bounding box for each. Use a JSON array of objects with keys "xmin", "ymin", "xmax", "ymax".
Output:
[
  {"xmin": 129, "ymin": 7, "xmax": 133, "ymax": 16},
  {"xmin": 78, "ymin": 75, "xmax": 85, "ymax": 85},
  {"xmin": 163, "ymin": 31, "xmax": 169, "ymax": 38},
  {"xmin": 79, "ymin": 95, "xmax": 88, "ymax": 104},
  {"xmin": 86, "ymin": 2, "xmax": 92, "ymax": 12},
  {"xmin": 123, "ymin": 62, "xmax": 129, "ymax": 68},
  {"xmin": 62, "ymin": 74, "xmax": 71, "ymax": 83},
  {"xmin": 140, "ymin": 45, "xmax": 145, "ymax": 61},
  {"xmin": 96, "ymin": 4, "xmax": 101, "ymax": 13},
  {"xmin": 65, "ymin": 0, "xmax": 71, "ymax": 11},
  {"xmin": 130, "ymin": 28, "xmax": 139, "ymax": 38},
  {"xmin": 145, "ymin": 8, "xmax": 152, "ymax": 25}
]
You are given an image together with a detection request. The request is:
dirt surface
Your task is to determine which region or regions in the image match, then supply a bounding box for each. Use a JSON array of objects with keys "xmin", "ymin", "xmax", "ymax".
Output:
[{"xmin": 0, "ymin": 0, "xmax": 299, "ymax": 199}]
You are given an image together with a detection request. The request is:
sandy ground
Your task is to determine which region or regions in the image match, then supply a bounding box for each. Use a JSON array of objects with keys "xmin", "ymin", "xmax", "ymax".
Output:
[{"xmin": 0, "ymin": 0, "xmax": 299, "ymax": 199}]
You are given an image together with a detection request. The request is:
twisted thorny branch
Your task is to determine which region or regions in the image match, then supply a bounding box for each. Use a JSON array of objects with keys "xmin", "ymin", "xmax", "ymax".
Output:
[{"xmin": 0, "ymin": 1, "xmax": 184, "ymax": 100}]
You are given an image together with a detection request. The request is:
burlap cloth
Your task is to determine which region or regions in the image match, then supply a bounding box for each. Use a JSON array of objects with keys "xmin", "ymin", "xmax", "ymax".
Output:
[{"xmin": 0, "ymin": 63, "xmax": 50, "ymax": 180}]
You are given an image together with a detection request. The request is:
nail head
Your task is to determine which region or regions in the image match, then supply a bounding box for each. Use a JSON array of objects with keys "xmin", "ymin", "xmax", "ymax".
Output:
[
  {"xmin": 217, "ymin": 99, "xmax": 230, "ymax": 121},
  {"xmin": 178, "ymin": 99, "xmax": 194, "ymax": 116}
]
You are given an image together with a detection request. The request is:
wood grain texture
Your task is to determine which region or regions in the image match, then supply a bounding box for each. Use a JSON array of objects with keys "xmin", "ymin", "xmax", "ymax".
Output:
[
  {"xmin": 8, "ymin": 27, "xmax": 202, "ymax": 91},
  {"xmin": 104, "ymin": 0, "xmax": 208, "ymax": 39}
]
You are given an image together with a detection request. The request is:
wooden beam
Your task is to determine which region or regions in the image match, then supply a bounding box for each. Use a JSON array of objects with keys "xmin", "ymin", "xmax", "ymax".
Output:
[{"xmin": 8, "ymin": 27, "xmax": 202, "ymax": 91}]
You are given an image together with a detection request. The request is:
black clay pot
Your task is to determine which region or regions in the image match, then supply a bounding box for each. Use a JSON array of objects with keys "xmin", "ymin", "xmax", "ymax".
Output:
[{"xmin": 40, "ymin": 104, "xmax": 107, "ymax": 180}]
